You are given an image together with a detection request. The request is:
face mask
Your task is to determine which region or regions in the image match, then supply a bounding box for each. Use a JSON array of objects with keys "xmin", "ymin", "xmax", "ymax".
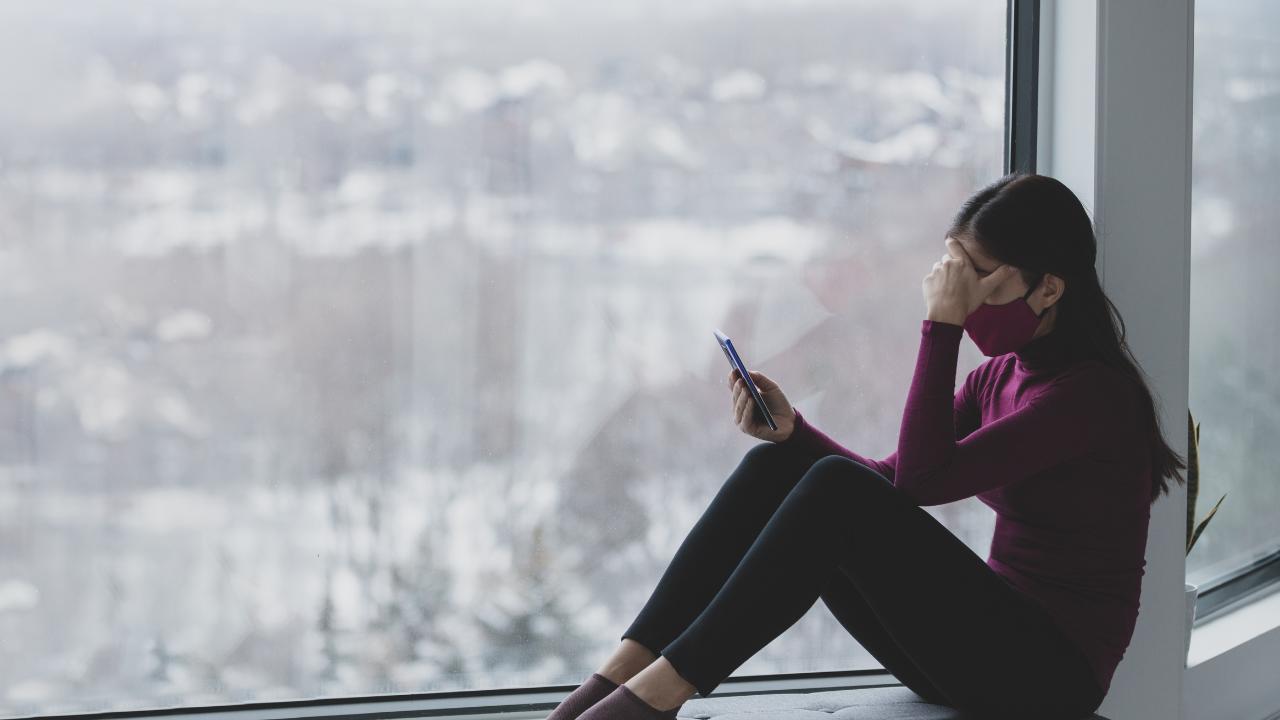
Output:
[{"xmin": 962, "ymin": 275, "xmax": 1047, "ymax": 356}]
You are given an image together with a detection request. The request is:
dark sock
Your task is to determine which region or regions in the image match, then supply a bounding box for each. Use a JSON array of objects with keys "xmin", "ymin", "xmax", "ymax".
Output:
[
  {"xmin": 545, "ymin": 672, "xmax": 620, "ymax": 720},
  {"xmin": 577, "ymin": 684, "xmax": 683, "ymax": 720}
]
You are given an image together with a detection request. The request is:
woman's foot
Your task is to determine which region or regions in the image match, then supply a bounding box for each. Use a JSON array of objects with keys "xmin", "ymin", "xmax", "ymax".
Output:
[
  {"xmin": 620, "ymin": 657, "xmax": 698, "ymax": 712},
  {"xmin": 544, "ymin": 672, "xmax": 619, "ymax": 720},
  {"xmin": 598, "ymin": 638, "xmax": 660, "ymax": 685},
  {"xmin": 577, "ymin": 684, "xmax": 683, "ymax": 720},
  {"xmin": 545, "ymin": 639, "xmax": 662, "ymax": 720}
]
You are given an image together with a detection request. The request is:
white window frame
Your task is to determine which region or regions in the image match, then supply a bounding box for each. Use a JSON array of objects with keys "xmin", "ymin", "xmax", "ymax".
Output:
[{"xmin": 1042, "ymin": 1, "xmax": 1280, "ymax": 719}]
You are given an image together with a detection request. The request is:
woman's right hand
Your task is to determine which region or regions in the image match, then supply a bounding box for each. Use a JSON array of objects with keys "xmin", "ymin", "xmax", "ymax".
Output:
[{"xmin": 727, "ymin": 368, "xmax": 796, "ymax": 443}]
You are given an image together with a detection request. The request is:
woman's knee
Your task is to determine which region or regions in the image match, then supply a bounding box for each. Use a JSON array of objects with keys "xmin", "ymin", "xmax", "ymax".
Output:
[
  {"xmin": 721, "ymin": 442, "xmax": 827, "ymax": 508},
  {"xmin": 795, "ymin": 456, "xmax": 895, "ymax": 504},
  {"xmin": 740, "ymin": 441, "xmax": 784, "ymax": 467},
  {"xmin": 716, "ymin": 442, "xmax": 793, "ymax": 502},
  {"xmin": 805, "ymin": 455, "xmax": 882, "ymax": 483},
  {"xmin": 729, "ymin": 442, "xmax": 795, "ymax": 484},
  {"xmin": 813, "ymin": 455, "xmax": 894, "ymax": 489},
  {"xmin": 793, "ymin": 456, "xmax": 862, "ymax": 497}
]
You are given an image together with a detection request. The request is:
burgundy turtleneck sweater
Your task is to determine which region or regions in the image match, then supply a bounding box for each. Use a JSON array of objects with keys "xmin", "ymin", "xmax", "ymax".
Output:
[{"xmin": 776, "ymin": 318, "xmax": 1151, "ymax": 697}]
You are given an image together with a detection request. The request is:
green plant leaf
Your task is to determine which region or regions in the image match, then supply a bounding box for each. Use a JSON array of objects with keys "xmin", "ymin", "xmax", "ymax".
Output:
[{"xmin": 1187, "ymin": 492, "xmax": 1226, "ymax": 556}]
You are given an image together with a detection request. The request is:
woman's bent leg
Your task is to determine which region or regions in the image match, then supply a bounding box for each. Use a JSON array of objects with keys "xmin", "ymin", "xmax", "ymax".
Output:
[
  {"xmin": 619, "ymin": 442, "xmax": 813, "ymax": 658},
  {"xmin": 655, "ymin": 456, "xmax": 1102, "ymax": 719},
  {"xmin": 655, "ymin": 455, "xmax": 873, "ymax": 697},
  {"xmin": 814, "ymin": 458, "xmax": 1104, "ymax": 718},
  {"xmin": 817, "ymin": 572, "xmax": 951, "ymax": 706}
]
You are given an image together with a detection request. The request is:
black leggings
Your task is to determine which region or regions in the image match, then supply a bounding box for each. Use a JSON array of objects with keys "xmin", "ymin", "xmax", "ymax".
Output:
[{"xmin": 620, "ymin": 443, "xmax": 1105, "ymax": 719}]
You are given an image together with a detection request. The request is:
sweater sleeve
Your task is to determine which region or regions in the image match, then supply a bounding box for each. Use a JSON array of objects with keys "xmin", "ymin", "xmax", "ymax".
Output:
[
  {"xmin": 892, "ymin": 318, "xmax": 1134, "ymax": 506},
  {"xmin": 775, "ymin": 406, "xmax": 895, "ymax": 479},
  {"xmin": 773, "ymin": 339, "xmax": 983, "ymax": 483}
]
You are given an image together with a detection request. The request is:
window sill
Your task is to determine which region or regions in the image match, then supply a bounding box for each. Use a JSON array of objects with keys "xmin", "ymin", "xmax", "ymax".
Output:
[
  {"xmin": 37, "ymin": 671, "xmax": 901, "ymax": 720},
  {"xmin": 1187, "ymin": 582, "xmax": 1280, "ymax": 667},
  {"xmin": 485, "ymin": 672, "xmax": 903, "ymax": 720},
  {"xmin": 1184, "ymin": 582, "xmax": 1280, "ymax": 720}
]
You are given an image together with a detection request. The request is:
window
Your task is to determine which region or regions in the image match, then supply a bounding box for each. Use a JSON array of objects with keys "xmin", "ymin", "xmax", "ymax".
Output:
[
  {"xmin": 1186, "ymin": 0, "xmax": 1280, "ymax": 600},
  {"xmin": 0, "ymin": 0, "xmax": 1006, "ymax": 716}
]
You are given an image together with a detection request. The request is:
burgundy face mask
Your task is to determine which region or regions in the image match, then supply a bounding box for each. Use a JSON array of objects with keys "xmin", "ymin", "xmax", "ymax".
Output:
[{"xmin": 962, "ymin": 275, "xmax": 1047, "ymax": 357}]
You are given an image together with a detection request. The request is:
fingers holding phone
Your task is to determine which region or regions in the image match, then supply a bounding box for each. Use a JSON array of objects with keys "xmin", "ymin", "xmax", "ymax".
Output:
[
  {"xmin": 727, "ymin": 368, "xmax": 795, "ymax": 443},
  {"xmin": 714, "ymin": 329, "xmax": 795, "ymax": 442}
]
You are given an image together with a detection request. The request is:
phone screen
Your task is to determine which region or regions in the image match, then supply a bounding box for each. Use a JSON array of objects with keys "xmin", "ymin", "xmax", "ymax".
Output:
[{"xmin": 713, "ymin": 328, "xmax": 778, "ymax": 431}]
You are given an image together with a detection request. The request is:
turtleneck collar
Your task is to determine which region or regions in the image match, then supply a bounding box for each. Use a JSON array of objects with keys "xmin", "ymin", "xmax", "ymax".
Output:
[{"xmin": 1013, "ymin": 326, "xmax": 1074, "ymax": 375}]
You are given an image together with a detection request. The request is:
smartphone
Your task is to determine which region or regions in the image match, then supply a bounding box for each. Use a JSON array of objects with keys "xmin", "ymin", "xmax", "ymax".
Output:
[{"xmin": 713, "ymin": 328, "xmax": 778, "ymax": 431}]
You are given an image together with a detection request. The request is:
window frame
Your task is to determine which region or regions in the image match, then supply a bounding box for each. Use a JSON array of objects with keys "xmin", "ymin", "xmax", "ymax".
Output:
[
  {"xmin": 18, "ymin": 2, "xmax": 1036, "ymax": 719},
  {"xmin": 1193, "ymin": 541, "xmax": 1280, "ymax": 624},
  {"xmin": 1005, "ymin": 0, "xmax": 1040, "ymax": 174}
]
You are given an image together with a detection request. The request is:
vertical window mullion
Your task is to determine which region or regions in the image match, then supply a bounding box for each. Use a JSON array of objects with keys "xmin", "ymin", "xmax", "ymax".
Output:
[{"xmin": 1005, "ymin": 0, "xmax": 1041, "ymax": 174}]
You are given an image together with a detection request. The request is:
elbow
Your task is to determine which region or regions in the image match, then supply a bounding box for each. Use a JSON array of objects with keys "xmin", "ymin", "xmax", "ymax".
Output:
[
  {"xmin": 894, "ymin": 483, "xmax": 936, "ymax": 507},
  {"xmin": 891, "ymin": 475, "xmax": 924, "ymax": 504},
  {"xmin": 891, "ymin": 472, "xmax": 947, "ymax": 507}
]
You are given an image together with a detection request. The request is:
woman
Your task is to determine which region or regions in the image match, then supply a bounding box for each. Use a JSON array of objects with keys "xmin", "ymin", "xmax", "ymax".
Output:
[{"xmin": 549, "ymin": 173, "xmax": 1186, "ymax": 720}]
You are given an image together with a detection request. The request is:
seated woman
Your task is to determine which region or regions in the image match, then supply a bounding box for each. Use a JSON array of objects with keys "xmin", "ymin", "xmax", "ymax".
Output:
[{"xmin": 549, "ymin": 172, "xmax": 1185, "ymax": 720}]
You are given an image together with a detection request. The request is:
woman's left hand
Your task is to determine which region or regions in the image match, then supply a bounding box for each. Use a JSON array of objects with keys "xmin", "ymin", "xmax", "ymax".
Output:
[{"xmin": 922, "ymin": 237, "xmax": 1018, "ymax": 324}]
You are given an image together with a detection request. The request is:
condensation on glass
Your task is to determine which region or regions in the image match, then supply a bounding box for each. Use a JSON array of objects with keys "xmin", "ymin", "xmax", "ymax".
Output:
[{"xmin": 0, "ymin": 0, "xmax": 1004, "ymax": 715}]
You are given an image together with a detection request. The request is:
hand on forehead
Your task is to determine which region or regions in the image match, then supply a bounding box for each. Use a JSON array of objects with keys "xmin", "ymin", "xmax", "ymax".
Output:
[{"xmin": 945, "ymin": 235, "xmax": 1001, "ymax": 275}]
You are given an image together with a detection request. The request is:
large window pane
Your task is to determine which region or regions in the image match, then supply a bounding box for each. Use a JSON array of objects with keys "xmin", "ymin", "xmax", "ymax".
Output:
[
  {"xmin": 0, "ymin": 0, "xmax": 1004, "ymax": 715},
  {"xmin": 1187, "ymin": 0, "xmax": 1280, "ymax": 585}
]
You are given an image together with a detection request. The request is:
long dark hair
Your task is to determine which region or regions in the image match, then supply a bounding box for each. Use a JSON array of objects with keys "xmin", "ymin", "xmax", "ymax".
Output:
[{"xmin": 947, "ymin": 172, "xmax": 1185, "ymax": 504}]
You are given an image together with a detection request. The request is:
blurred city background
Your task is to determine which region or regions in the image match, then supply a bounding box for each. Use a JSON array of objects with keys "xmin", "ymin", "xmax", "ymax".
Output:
[{"xmin": 0, "ymin": 0, "xmax": 1271, "ymax": 716}]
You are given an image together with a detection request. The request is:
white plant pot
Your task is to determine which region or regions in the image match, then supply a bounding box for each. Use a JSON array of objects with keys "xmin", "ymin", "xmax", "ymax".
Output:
[{"xmin": 1184, "ymin": 582, "xmax": 1199, "ymax": 667}]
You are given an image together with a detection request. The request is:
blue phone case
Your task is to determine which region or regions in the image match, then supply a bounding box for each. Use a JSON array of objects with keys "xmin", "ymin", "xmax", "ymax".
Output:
[{"xmin": 713, "ymin": 328, "xmax": 778, "ymax": 431}]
